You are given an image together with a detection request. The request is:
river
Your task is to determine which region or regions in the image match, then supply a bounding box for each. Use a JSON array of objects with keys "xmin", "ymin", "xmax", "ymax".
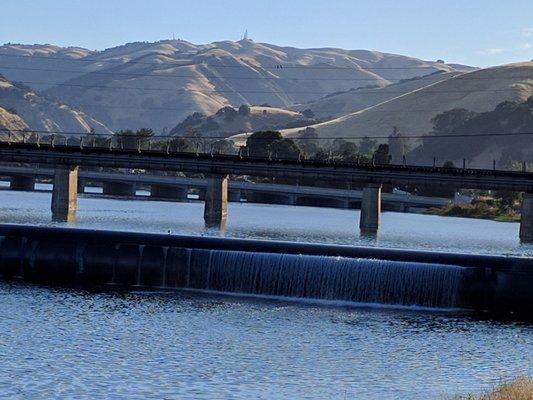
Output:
[{"xmin": 0, "ymin": 187, "xmax": 531, "ymax": 399}]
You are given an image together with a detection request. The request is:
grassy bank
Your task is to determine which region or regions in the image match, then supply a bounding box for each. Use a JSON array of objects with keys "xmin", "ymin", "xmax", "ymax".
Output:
[
  {"xmin": 426, "ymin": 197, "xmax": 521, "ymax": 222},
  {"xmin": 452, "ymin": 377, "xmax": 533, "ymax": 399}
]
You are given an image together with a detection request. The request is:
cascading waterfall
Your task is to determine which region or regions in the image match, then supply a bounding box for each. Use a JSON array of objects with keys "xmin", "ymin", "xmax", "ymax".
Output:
[
  {"xmin": 180, "ymin": 249, "xmax": 465, "ymax": 309},
  {"xmin": 2, "ymin": 226, "xmax": 531, "ymax": 314}
]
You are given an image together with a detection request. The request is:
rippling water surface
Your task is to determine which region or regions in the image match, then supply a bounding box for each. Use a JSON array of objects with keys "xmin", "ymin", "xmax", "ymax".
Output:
[
  {"xmin": 1, "ymin": 283, "xmax": 532, "ymax": 400},
  {"xmin": 0, "ymin": 188, "xmax": 532, "ymax": 399}
]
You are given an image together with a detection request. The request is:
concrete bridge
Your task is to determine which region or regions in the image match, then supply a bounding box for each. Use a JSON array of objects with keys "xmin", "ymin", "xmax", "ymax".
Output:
[
  {"xmin": 0, "ymin": 141, "xmax": 532, "ymax": 241},
  {"xmin": 0, "ymin": 165, "xmax": 451, "ymax": 212}
]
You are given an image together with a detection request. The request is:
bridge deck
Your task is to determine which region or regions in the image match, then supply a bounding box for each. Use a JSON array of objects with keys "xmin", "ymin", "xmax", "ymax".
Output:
[{"xmin": 0, "ymin": 142, "xmax": 531, "ymax": 191}]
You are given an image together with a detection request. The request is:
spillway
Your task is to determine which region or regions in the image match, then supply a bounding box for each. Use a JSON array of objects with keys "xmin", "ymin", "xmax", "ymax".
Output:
[
  {"xmin": 0, "ymin": 225, "xmax": 531, "ymax": 315},
  {"xmin": 181, "ymin": 249, "xmax": 463, "ymax": 308}
]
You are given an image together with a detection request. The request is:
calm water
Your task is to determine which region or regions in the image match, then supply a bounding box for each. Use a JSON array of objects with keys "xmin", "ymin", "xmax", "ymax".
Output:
[
  {"xmin": 0, "ymin": 186, "xmax": 531, "ymax": 256},
  {"xmin": 0, "ymin": 187, "xmax": 532, "ymax": 399}
]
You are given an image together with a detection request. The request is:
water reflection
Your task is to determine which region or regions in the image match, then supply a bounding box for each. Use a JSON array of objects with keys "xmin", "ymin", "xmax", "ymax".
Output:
[{"xmin": 0, "ymin": 188, "xmax": 531, "ymax": 256}]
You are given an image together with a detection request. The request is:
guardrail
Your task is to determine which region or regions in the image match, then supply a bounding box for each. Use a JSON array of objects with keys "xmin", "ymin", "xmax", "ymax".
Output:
[{"xmin": 1, "ymin": 131, "xmax": 531, "ymax": 173}]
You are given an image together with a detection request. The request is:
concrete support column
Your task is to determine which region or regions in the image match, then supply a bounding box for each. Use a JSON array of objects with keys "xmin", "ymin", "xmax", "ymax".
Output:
[
  {"xmin": 103, "ymin": 182, "xmax": 136, "ymax": 196},
  {"xmin": 51, "ymin": 165, "xmax": 78, "ymax": 222},
  {"xmin": 520, "ymin": 193, "xmax": 533, "ymax": 243},
  {"xmin": 151, "ymin": 185, "xmax": 188, "ymax": 201},
  {"xmin": 10, "ymin": 176, "xmax": 35, "ymax": 191},
  {"xmin": 359, "ymin": 184, "xmax": 382, "ymax": 234},
  {"xmin": 204, "ymin": 174, "xmax": 228, "ymax": 228}
]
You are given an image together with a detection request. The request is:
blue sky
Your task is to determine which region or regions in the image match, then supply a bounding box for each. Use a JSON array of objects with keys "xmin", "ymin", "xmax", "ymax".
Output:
[{"xmin": 1, "ymin": 0, "xmax": 532, "ymax": 67}]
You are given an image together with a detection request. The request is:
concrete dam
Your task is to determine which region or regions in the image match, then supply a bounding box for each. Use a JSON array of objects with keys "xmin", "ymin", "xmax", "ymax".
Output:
[{"xmin": 0, "ymin": 225, "xmax": 531, "ymax": 316}]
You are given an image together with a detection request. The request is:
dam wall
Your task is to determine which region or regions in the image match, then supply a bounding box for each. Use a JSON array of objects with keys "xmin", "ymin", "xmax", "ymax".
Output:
[{"xmin": 0, "ymin": 225, "xmax": 531, "ymax": 315}]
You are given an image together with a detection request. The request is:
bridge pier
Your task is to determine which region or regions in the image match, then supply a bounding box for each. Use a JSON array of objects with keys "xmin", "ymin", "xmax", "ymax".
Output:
[
  {"xmin": 520, "ymin": 193, "xmax": 533, "ymax": 243},
  {"xmin": 51, "ymin": 165, "xmax": 78, "ymax": 222},
  {"xmin": 204, "ymin": 174, "xmax": 228, "ymax": 228},
  {"xmin": 10, "ymin": 176, "xmax": 35, "ymax": 191},
  {"xmin": 151, "ymin": 185, "xmax": 188, "ymax": 201},
  {"xmin": 103, "ymin": 182, "xmax": 136, "ymax": 196},
  {"xmin": 359, "ymin": 184, "xmax": 382, "ymax": 234}
]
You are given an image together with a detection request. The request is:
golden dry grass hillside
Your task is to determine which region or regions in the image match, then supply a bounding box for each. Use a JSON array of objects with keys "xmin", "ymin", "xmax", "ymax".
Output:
[
  {"xmin": 0, "ymin": 40, "xmax": 471, "ymax": 132},
  {"xmin": 0, "ymin": 75, "xmax": 112, "ymax": 135},
  {"xmin": 281, "ymin": 62, "xmax": 533, "ymax": 142}
]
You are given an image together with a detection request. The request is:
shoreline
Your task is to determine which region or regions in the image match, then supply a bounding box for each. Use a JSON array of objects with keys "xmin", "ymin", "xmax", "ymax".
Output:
[{"xmin": 426, "ymin": 202, "xmax": 521, "ymax": 223}]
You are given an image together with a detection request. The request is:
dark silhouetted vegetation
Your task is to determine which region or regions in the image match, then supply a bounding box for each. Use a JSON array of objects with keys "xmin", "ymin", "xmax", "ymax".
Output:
[{"xmin": 410, "ymin": 97, "xmax": 533, "ymax": 167}]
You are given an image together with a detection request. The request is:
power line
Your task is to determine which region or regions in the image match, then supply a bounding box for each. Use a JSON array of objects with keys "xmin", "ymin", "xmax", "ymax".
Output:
[
  {"xmin": 2, "ymin": 127, "xmax": 532, "ymax": 140},
  {"xmin": 1, "ymin": 65, "xmax": 528, "ymax": 82},
  {"xmin": 0, "ymin": 51, "xmax": 463, "ymax": 71},
  {"xmin": 67, "ymin": 104, "xmax": 489, "ymax": 113},
  {"xmin": 0, "ymin": 65, "xmax": 406, "ymax": 82},
  {"xmin": 6, "ymin": 79, "xmax": 525, "ymax": 94}
]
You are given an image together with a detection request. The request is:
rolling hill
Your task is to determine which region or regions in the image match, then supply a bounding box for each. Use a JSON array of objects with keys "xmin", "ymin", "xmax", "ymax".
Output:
[
  {"xmin": 0, "ymin": 40, "xmax": 472, "ymax": 133},
  {"xmin": 289, "ymin": 70, "xmax": 464, "ymax": 118},
  {"xmin": 0, "ymin": 74, "xmax": 113, "ymax": 136},
  {"xmin": 169, "ymin": 105, "xmax": 316, "ymax": 138},
  {"xmin": 279, "ymin": 62, "xmax": 533, "ymax": 144},
  {"xmin": 0, "ymin": 105, "xmax": 28, "ymax": 139}
]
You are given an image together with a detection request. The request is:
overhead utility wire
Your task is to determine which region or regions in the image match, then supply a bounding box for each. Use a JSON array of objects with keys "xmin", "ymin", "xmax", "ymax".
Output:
[
  {"xmin": 1, "ymin": 127, "xmax": 532, "ymax": 140},
  {"xmin": 0, "ymin": 52, "xmax": 468, "ymax": 70},
  {"xmin": 6, "ymin": 80, "xmax": 525, "ymax": 94},
  {"xmin": 0, "ymin": 65, "xmax": 526, "ymax": 82}
]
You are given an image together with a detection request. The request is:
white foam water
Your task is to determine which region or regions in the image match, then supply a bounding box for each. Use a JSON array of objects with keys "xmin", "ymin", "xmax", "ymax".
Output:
[{"xmin": 180, "ymin": 249, "xmax": 465, "ymax": 309}]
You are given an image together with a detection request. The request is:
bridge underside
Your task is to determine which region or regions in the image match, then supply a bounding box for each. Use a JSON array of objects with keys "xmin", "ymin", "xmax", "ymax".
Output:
[
  {"xmin": 1, "ymin": 164, "xmax": 532, "ymax": 242},
  {"xmin": 103, "ymin": 182, "xmax": 136, "ymax": 197},
  {"xmin": 151, "ymin": 185, "xmax": 188, "ymax": 201},
  {"xmin": 10, "ymin": 176, "xmax": 35, "ymax": 191}
]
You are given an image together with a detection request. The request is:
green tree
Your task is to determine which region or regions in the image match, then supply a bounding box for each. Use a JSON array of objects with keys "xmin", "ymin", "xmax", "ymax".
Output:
[
  {"xmin": 182, "ymin": 128, "xmax": 208, "ymax": 152},
  {"xmin": 238, "ymin": 104, "xmax": 251, "ymax": 116},
  {"xmin": 212, "ymin": 139, "xmax": 236, "ymax": 155},
  {"xmin": 302, "ymin": 109, "xmax": 315, "ymax": 119},
  {"xmin": 359, "ymin": 136, "xmax": 377, "ymax": 154},
  {"xmin": 245, "ymin": 131, "xmax": 283, "ymax": 158},
  {"xmin": 270, "ymin": 138, "xmax": 301, "ymax": 160},
  {"xmin": 216, "ymin": 106, "xmax": 238, "ymax": 122},
  {"xmin": 442, "ymin": 160, "xmax": 456, "ymax": 168},
  {"xmin": 430, "ymin": 108, "xmax": 477, "ymax": 134},
  {"xmin": 374, "ymin": 143, "xmax": 391, "ymax": 164},
  {"xmin": 331, "ymin": 138, "xmax": 358, "ymax": 161},
  {"xmin": 169, "ymin": 137, "xmax": 191, "ymax": 152},
  {"xmin": 296, "ymin": 127, "xmax": 320, "ymax": 155},
  {"xmin": 115, "ymin": 128, "xmax": 154, "ymax": 150}
]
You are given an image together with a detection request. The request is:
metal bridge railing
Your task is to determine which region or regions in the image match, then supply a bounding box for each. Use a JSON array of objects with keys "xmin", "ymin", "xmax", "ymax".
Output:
[{"xmin": 1, "ymin": 131, "xmax": 531, "ymax": 174}]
